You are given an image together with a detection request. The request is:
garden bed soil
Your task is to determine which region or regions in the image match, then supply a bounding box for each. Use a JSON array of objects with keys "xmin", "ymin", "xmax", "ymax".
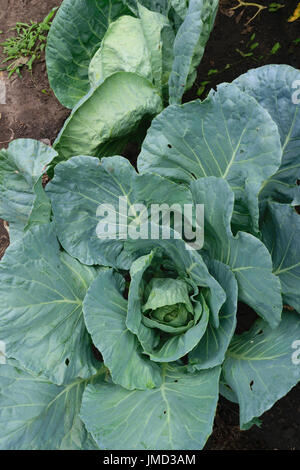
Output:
[{"xmin": 0, "ymin": 0, "xmax": 300, "ymax": 450}]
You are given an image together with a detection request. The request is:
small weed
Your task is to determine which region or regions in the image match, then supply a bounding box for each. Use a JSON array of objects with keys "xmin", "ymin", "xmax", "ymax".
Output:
[
  {"xmin": 236, "ymin": 33, "xmax": 260, "ymax": 58},
  {"xmin": 236, "ymin": 48, "xmax": 253, "ymax": 58},
  {"xmin": 197, "ymin": 81, "xmax": 210, "ymax": 97},
  {"xmin": 0, "ymin": 7, "xmax": 57, "ymax": 78},
  {"xmin": 207, "ymin": 69, "xmax": 219, "ymax": 76},
  {"xmin": 268, "ymin": 3, "xmax": 285, "ymax": 13},
  {"xmin": 270, "ymin": 42, "xmax": 281, "ymax": 54}
]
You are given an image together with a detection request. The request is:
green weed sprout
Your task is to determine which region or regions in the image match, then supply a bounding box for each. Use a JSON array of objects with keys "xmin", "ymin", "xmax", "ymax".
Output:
[{"xmin": 0, "ymin": 7, "xmax": 57, "ymax": 78}]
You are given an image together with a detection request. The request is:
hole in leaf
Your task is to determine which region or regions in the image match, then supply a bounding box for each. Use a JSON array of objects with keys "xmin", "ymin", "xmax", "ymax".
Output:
[
  {"xmin": 65, "ymin": 358, "xmax": 70, "ymax": 366},
  {"xmin": 167, "ymin": 144, "xmax": 172, "ymax": 149},
  {"xmin": 297, "ymin": 179, "xmax": 300, "ymax": 186},
  {"xmin": 174, "ymin": 380, "xmax": 178, "ymax": 383},
  {"xmin": 250, "ymin": 380, "xmax": 254, "ymax": 390},
  {"xmin": 163, "ymin": 410, "xmax": 167, "ymax": 415}
]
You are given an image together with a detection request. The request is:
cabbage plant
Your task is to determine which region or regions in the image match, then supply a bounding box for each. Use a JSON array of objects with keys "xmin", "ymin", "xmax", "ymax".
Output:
[
  {"xmin": 0, "ymin": 63, "xmax": 299, "ymax": 450},
  {"xmin": 46, "ymin": 0, "xmax": 218, "ymax": 161}
]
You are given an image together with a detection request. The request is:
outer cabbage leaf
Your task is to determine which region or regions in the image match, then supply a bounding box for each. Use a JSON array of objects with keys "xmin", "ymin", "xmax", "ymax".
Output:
[
  {"xmin": 138, "ymin": 83, "xmax": 282, "ymax": 233},
  {"xmin": 54, "ymin": 72, "xmax": 162, "ymax": 161},
  {"xmin": 123, "ymin": 0, "xmax": 171, "ymax": 16},
  {"xmin": 47, "ymin": 155, "xmax": 192, "ymax": 268},
  {"xmin": 234, "ymin": 65, "xmax": 300, "ymax": 207},
  {"xmin": 169, "ymin": 0, "xmax": 218, "ymax": 104},
  {"xmin": 222, "ymin": 311, "xmax": 300, "ymax": 427},
  {"xmin": 262, "ymin": 202, "xmax": 300, "ymax": 313},
  {"xmin": 46, "ymin": 0, "xmax": 130, "ymax": 108},
  {"xmin": 170, "ymin": 0, "xmax": 188, "ymax": 19},
  {"xmin": 0, "ymin": 139, "xmax": 57, "ymax": 242},
  {"xmin": 191, "ymin": 177, "xmax": 282, "ymax": 328},
  {"xmin": 0, "ymin": 223, "xmax": 99, "ymax": 385},
  {"xmin": 189, "ymin": 260, "xmax": 238, "ymax": 369},
  {"xmin": 83, "ymin": 268, "xmax": 162, "ymax": 390},
  {"xmin": 0, "ymin": 361, "xmax": 102, "ymax": 450},
  {"xmin": 80, "ymin": 364, "xmax": 221, "ymax": 450},
  {"xmin": 24, "ymin": 177, "xmax": 51, "ymax": 232}
]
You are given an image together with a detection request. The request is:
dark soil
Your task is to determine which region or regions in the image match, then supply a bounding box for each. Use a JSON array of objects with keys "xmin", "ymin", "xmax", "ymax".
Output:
[
  {"xmin": 185, "ymin": 0, "xmax": 300, "ymax": 103},
  {"xmin": 0, "ymin": 0, "xmax": 70, "ymax": 149},
  {"xmin": 0, "ymin": 0, "xmax": 300, "ymax": 451}
]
